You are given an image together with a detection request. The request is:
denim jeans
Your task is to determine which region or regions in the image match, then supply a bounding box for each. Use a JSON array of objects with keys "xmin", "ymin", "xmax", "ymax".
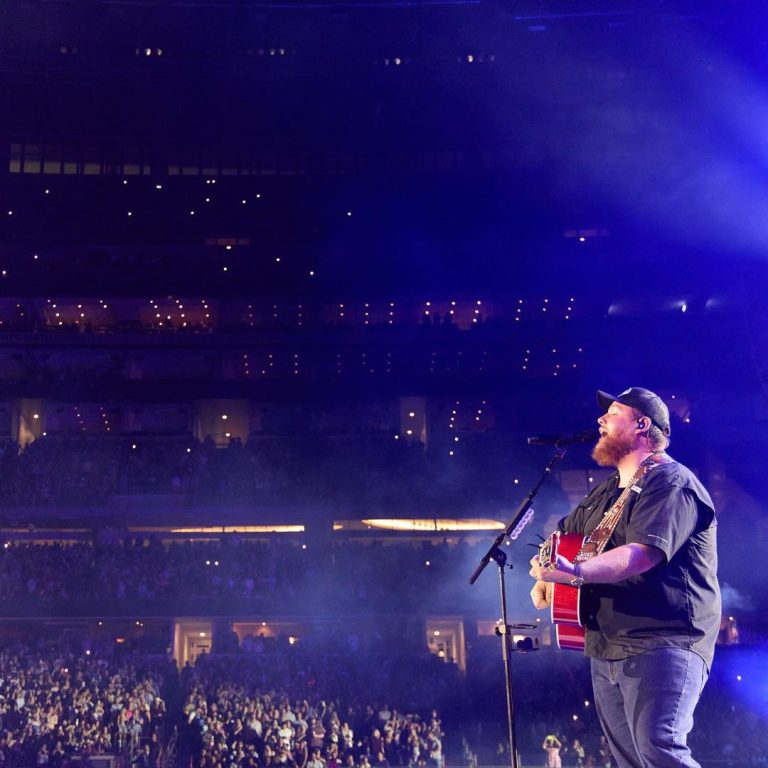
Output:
[{"xmin": 590, "ymin": 647, "xmax": 709, "ymax": 768}]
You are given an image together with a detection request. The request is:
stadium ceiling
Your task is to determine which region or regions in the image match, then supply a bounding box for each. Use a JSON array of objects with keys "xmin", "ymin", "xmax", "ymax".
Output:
[{"xmin": 0, "ymin": 0, "xmax": 763, "ymax": 12}]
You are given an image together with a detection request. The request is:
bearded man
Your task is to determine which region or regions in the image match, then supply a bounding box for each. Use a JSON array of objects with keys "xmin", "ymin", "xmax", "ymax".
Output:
[{"xmin": 529, "ymin": 387, "xmax": 721, "ymax": 768}]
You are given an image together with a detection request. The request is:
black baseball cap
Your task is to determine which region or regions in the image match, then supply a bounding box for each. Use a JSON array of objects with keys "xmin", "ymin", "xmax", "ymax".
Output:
[{"xmin": 596, "ymin": 387, "xmax": 671, "ymax": 437}]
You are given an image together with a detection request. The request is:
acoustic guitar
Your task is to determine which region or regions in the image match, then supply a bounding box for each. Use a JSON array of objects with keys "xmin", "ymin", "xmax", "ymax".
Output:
[{"xmin": 538, "ymin": 530, "xmax": 587, "ymax": 651}]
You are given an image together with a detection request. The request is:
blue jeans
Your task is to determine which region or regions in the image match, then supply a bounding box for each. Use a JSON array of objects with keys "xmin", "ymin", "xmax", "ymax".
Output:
[{"xmin": 590, "ymin": 648, "xmax": 709, "ymax": 768}]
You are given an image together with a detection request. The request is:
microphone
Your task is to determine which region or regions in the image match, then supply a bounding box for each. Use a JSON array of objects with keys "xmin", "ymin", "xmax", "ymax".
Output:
[{"xmin": 527, "ymin": 430, "xmax": 598, "ymax": 446}]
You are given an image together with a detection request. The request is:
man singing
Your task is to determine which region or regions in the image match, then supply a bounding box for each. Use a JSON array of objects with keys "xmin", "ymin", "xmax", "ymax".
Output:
[{"xmin": 529, "ymin": 387, "xmax": 721, "ymax": 768}]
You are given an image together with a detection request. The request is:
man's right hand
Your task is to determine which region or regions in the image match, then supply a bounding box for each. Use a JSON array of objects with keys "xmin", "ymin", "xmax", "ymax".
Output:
[{"xmin": 530, "ymin": 580, "xmax": 553, "ymax": 609}]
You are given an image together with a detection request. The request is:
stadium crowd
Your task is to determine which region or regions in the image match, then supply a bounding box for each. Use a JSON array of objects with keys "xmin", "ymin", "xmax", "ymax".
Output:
[
  {"xmin": 0, "ymin": 434, "xmax": 518, "ymax": 509},
  {"xmin": 179, "ymin": 653, "xmax": 450, "ymax": 768},
  {"xmin": 0, "ymin": 641, "xmax": 171, "ymax": 767},
  {"xmin": 0, "ymin": 537, "xmax": 495, "ymax": 617},
  {"xmin": 0, "ymin": 638, "xmax": 762, "ymax": 768},
  {"xmin": 0, "ymin": 638, "xmax": 455, "ymax": 768}
]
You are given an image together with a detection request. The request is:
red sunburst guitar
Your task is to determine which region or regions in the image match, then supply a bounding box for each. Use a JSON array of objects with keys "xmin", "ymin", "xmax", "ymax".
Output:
[{"xmin": 538, "ymin": 531, "xmax": 588, "ymax": 651}]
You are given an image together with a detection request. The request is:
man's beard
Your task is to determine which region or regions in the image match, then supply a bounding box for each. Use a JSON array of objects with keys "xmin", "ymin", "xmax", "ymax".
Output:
[{"xmin": 591, "ymin": 429, "xmax": 634, "ymax": 467}]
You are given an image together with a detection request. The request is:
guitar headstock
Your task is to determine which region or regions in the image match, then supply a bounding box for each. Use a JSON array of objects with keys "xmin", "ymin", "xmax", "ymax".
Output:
[{"xmin": 538, "ymin": 531, "xmax": 560, "ymax": 569}]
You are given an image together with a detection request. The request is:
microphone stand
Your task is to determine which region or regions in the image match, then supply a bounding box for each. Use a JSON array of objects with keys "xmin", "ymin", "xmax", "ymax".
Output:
[{"xmin": 468, "ymin": 445, "xmax": 568, "ymax": 768}]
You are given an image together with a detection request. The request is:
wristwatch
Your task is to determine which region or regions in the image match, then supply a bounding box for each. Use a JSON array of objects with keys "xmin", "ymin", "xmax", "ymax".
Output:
[{"xmin": 569, "ymin": 562, "xmax": 585, "ymax": 588}]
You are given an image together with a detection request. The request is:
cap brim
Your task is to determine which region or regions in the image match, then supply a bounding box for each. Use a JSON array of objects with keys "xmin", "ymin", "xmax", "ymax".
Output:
[{"xmin": 596, "ymin": 390, "xmax": 618, "ymax": 411}]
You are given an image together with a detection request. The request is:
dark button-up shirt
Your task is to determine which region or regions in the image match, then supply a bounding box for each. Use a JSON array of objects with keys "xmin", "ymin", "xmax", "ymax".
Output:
[{"xmin": 559, "ymin": 461, "xmax": 721, "ymax": 668}]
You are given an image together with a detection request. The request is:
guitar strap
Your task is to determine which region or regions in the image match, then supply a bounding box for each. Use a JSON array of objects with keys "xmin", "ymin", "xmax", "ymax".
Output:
[{"xmin": 574, "ymin": 452, "xmax": 672, "ymax": 563}]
